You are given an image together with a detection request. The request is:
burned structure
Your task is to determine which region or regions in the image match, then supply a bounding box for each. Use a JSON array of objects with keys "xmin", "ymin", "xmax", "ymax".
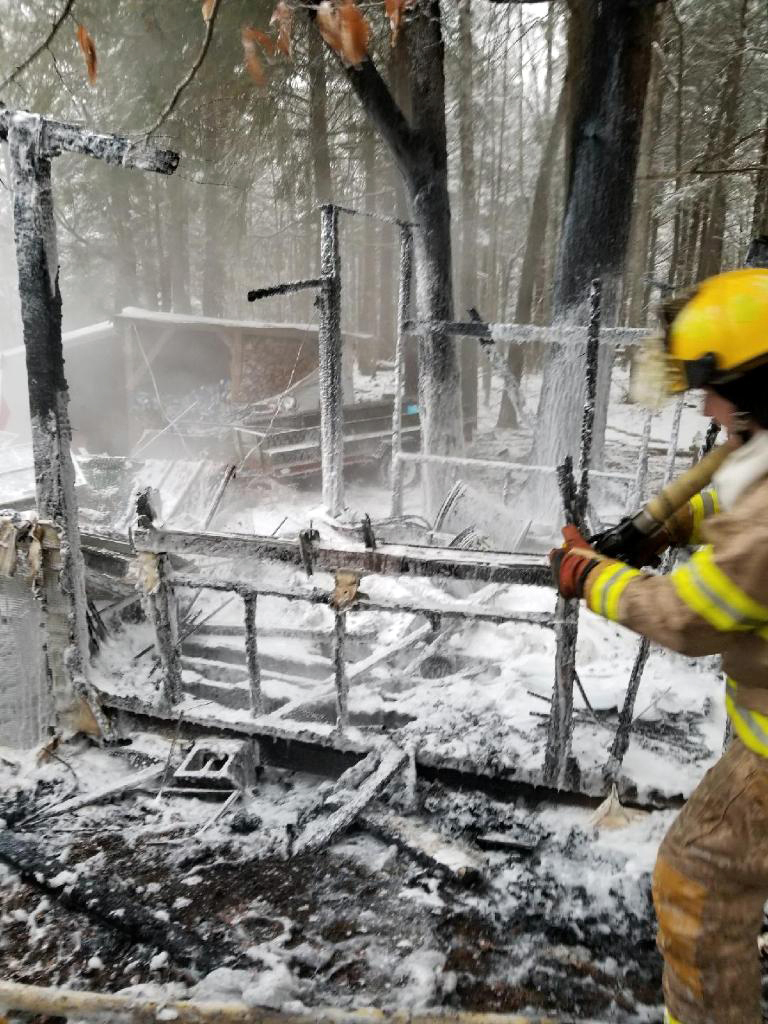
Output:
[{"xmin": 0, "ymin": 108, "xmax": 724, "ymax": 1024}]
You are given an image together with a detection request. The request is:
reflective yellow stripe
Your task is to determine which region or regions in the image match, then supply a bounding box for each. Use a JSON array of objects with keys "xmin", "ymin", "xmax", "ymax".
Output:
[
  {"xmin": 671, "ymin": 565, "xmax": 735, "ymax": 631},
  {"xmin": 586, "ymin": 563, "xmax": 641, "ymax": 621},
  {"xmin": 688, "ymin": 487, "xmax": 719, "ymax": 545},
  {"xmin": 689, "ymin": 493, "xmax": 706, "ymax": 544},
  {"xmin": 663, "ymin": 1011, "xmax": 685, "ymax": 1024},
  {"xmin": 725, "ymin": 694, "xmax": 768, "ymax": 758},
  {"xmin": 670, "ymin": 545, "xmax": 768, "ymax": 632}
]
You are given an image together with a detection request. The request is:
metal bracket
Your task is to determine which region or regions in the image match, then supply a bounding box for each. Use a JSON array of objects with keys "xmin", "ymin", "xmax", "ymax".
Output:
[
  {"xmin": 298, "ymin": 525, "xmax": 320, "ymax": 576},
  {"xmin": 360, "ymin": 514, "xmax": 376, "ymax": 550}
]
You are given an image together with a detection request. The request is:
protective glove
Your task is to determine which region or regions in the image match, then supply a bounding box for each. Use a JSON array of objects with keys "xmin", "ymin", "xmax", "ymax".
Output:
[
  {"xmin": 590, "ymin": 515, "xmax": 667, "ymax": 568},
  {"xmin": 549, "ymin": 525, "xmax": 603, "ymax": 600}
]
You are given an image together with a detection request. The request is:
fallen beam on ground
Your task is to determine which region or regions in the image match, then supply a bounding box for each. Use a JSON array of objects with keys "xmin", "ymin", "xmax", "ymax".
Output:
[
  {"xmin": 292, "ymin": 744, "xmax": 408, "ymax": 856},
  {"xmin": 22, "ymin": 765, "xmax": 163, "ymax": 824},
  {"xmin": 360, "ymin": 807, "xmax": 485, "ymax": 884},
  {"xmin": 0, "ymin": 980, "xmax": 567, "ymax": 1024}
]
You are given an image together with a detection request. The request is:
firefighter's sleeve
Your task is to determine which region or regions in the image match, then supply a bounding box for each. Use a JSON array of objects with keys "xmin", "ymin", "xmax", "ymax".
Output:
[
  {"xmin": 583, "ymin": 521, "xmax": 768, "ymax": 658},
  {"xmin": 662, "ymin": 487, "xmax": 720, "ymax": 548}
]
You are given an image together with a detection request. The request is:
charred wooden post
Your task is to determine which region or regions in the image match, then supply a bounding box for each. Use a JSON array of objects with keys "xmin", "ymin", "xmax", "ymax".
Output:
[
  {"xmin": 544, "ymin": 280, "xmax": 601, "ymax": 790},
  {"xmin": 575, "ymin": 279, "xmax": 601, "ymax": 523},
  {"xmin": 318, "ymin": 204, "xmax": 344, "ymax": 517},
  {"xmin": 544, "ymin": 480, "xmax": 580, "ymax": 788},
  {"xmin": 149, "ymin": 553, "xmax": 182, "ymax": 708},
  {"xmin": 604, "ymin": 415, "xmax": 722, "ymax": 782},
  {"xmin": 1, "ymin": 107, "xmax": 177, "ymax": 734},
  {"xmin": 629, "ymin": 411, "xmax": 653, "ymax": 511},
  {"xmin": 243, "ymin": 593, "xmax": 263, "ymax": 715},
  {"xmin": 745, "ymin": 235, "xmax": 768, "ymax": 268},
  {"xmin": 390, "ymin": 225, "xmax": 413, "ymax": 517},
  {"xmin": 333, "ymin": 610, "xmax": 349, "ymax": 730}
]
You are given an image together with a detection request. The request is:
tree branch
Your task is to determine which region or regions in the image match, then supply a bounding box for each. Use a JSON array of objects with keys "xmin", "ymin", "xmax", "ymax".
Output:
[
  {"xmin": 0, "ymin": 0, "xmax": 76, "ymax": 94},
  {"xmin": 142, "ymin": 0, "xmax": 224, "ymax": 137},
  {"xmin": 342, "ymin": 58, "xmax": 419, "ymax": 180},
  {"xmin": 305, "ymin": 10, "xmax": 416, "ymax": 180}
]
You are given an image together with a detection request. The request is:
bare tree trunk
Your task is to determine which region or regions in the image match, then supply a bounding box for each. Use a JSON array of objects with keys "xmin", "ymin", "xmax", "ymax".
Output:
[
  {"xmin": 358, "ymin": 123, "xmax": 378, "ymax": 373},
  {"xmin": 407, "ymin": 0, "xmax": 461, "ymax": 507},
  {"xmin": 201, "ymin": 123, "xmax": 224, "ymax": 318},
  {"xmin": 624, "ymin": 43, "xmax": 665, "ymax": 325},
  {"xmin": 497, "ymin": 85, "xmax": 566, "ymax": 429},
  {"xmin": 697, "ymin": 0, "xmax": 749, "ymax": 280},
  {"xmin": 109, "ymin": 177, "xmax": 138, "ymax": 313},
  {"xmin": 168, "ymin": 176, "xmax": 190, "ymax": 313},
  {"xmin": 752, "ymin": 113, "xmax": 768, "ymax": 238},
  {"xmin": 324, "ymin": 0, "xmax": 461, "ymax": 511},
  {"xmin": 154, "ymin": 180, "xmax": 171, "ymax": 312},
  {"xmin": 308, "ymin": 24, "xmax": 333, "ymax": 205},
  {"xmin": 457, "ymin": 0, "xmax": 478, "ymax": 438},
  {"xmin": 531, "ymin": 0, "xmax": 658, "ymax": 489}
]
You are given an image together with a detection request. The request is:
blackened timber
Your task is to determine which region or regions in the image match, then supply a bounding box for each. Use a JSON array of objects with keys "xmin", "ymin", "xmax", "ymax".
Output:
[
  {"xmin": 8, "ymin": 111, "xmax": 106, "ymax": 732},
  {"xmin": 0, "ymin": 108, "xmax": 178, "ymax": 174},
  {"xmin": 0, "ymin": 831, "xmax": 218, "ymax": 973},
  {"xmin": 576, "ymin": 279, "xmax": 601, "ymax": 521},
  {"xmin": 247, "ymin": 277, "xmax": 323, "ymax": 302},
  {"xmin": 318, "ymin": 204, "xmax": 344, "ymax": 516},
  {"xmin": 404, "ymin": 318, "xmax": 647, "ymax": 345},
  {"xmin": 170, "ymin": 573, "xmax": 555, "ymax": 627},
  {"xmin": 135, "ymin": 528, "xmax": 552, "ymax": 586},
  {"xmin": 243, "ymin": 593, "xmax": 263, "ymax": 714}
]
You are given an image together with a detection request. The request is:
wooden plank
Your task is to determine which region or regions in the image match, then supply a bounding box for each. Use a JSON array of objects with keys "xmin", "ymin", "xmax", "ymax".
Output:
[
  {"xmin": 292, "ymin": 744, "xmax": 408, "ymax": 856},
  {"xmin": 360, "ymin": 807, "xmax": 485, "ymax": 884},
  {"xmin": 0, "ymin": 980, "xmax": 566, "ymax": 1023},
  {"xmin": 135, "ymin": 528, "xmax": 552, "ymax": 587},
  {"xmin": 22, "ymin": 765, "xmax": 162, "ymax": 824}
]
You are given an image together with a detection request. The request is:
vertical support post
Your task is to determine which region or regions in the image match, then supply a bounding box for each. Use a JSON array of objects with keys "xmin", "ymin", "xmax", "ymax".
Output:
[
  {"xmin": 604, "ymin": 397, "xmax": 713, "ymax": 782},
  {"xmin": 333, "ymin": 610, "xmax": 349, "ymax": 730},
  {"xmin": 390, "ymin": 225, "xmax": 413, "ymax": 517},
  {"xmin": 244, "ymin": 593, "xmax": 263, "ymax": 715},
  {"xmin": 149, "ymin": 553, "xmax": 183, "ymax": 707},
  {"xmin": 544, "ymin": 279, "xmax": 601, "ymax": 790},
  {"xmin": 318, "ymin": 204, "xmax": 344, "ymax": 517},
  {"xmin": 576, "ymin": 278, "xmax": 602, "ymax": 520},
  {"xmin": 629, "ymin": 410, "xmax": 653, "ymax": 511},
  {"xmin": 663, "ymin": 392, "xmax": 685, "ymax": 486},
  {"xmin": 7, "ymin": 112, "xmax": 107, "ymax": 733}
]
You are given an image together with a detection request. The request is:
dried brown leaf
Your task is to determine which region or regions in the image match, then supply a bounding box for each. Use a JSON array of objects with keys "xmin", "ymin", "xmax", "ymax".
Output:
[
  {"xmin": 338, "ymin": 0, "xmax": 370, "ymax": 66},
  {"xmin": 315, "ymin": 1, "xmax": 343, "ymax": 56},
  {"xmin": 253, "ymin": 28, "xmax": 277, "ymax": 56},
  {"xmin": 270, "ymin": 1, "xmax": 294, "ymax": 57},
  {"xmin": 241, "ymin": 26, "xmax": 267, "ymax": 84},
  {"xmin": 316, "ymin": 0, "xmax": 369, "ymax": 65},
  {"xmin": 385, "ymin": 0, "xmax": 406, "ymax": 45},
  {"xmin": 202, "ymin": 0, "xmax": 215, "ymax": 22},
  {"xmin": 76, "ymin": 23, "xmax": 97, "ymax": 85}
]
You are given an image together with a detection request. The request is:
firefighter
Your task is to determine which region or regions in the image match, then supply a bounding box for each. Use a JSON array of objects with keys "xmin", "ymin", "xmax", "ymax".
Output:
[{"xmin": 551, "ymin": 267, "xmax": 768, "ymax": 1024}]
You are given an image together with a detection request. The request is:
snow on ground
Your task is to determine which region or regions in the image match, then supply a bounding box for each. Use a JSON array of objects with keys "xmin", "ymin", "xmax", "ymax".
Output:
[{"xmin": 0, "ymin": 735, "xmax": 673, "ymax": 1020}]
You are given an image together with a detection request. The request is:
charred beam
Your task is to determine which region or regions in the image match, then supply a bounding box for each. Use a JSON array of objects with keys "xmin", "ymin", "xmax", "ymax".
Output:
[{"xmin": 134, "ymin": 527, "xmax": 552, "ymax": 587}]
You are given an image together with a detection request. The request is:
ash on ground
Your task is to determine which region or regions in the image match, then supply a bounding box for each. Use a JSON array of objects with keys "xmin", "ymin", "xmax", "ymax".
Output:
[{"xmin": 0, "ymin": 736, "xmax": 666, "ymax": 1021}]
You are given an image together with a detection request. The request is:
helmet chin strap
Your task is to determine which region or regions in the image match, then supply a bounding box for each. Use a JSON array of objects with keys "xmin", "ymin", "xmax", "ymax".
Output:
[{"xmin": 730, "ymin": 411, "xmax": 754, "ymax": 445}]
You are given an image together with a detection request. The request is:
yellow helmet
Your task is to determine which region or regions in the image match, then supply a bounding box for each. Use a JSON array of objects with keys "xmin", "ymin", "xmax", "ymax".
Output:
[{"xmin": 665, "ymin": 268, "xmax": 768, "ymax": 391}]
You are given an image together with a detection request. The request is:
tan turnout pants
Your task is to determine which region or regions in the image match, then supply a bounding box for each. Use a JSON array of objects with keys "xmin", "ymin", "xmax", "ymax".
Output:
[{"xmin": 652, "ymin": 738, "xmax": 768, "ymax": 1024}]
